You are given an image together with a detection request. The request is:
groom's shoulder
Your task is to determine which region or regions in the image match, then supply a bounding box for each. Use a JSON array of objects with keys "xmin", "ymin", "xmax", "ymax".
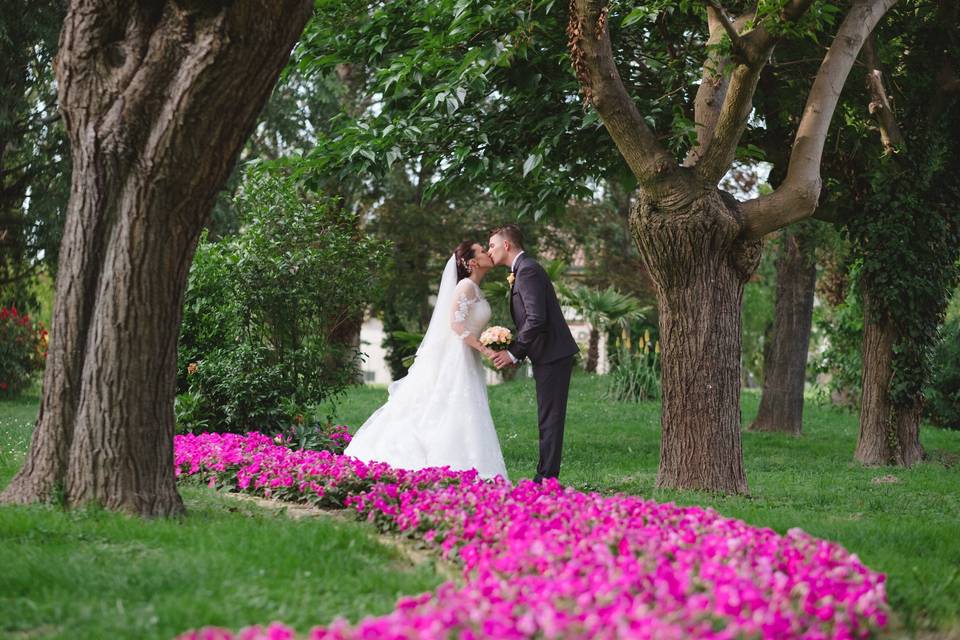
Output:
[{"xmin": 518, "ymin": 255, "xmax": 544, "ymax": 273}]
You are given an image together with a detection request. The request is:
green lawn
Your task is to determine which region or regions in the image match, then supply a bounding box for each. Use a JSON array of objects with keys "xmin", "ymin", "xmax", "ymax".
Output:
[
  {"xmin": 2, "ymin": 375, "xmax": 959, "ymax": 637},
  {"xmin": 332, "ymin": 373, "xmax": 960, "ymax": 635},
  {"xmin": 0, "ymin": 392, "xmax": 442, "ymax": 640}
]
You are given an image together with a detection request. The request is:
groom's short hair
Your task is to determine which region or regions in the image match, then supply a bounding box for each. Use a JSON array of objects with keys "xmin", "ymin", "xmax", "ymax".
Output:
[{"xmin": 490, "ymin": 223, "xmax": 525, "ymax": 250}]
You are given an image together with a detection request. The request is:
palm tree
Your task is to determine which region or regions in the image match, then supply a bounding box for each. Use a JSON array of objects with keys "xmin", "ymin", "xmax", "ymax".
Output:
[{"xmin": 560, "ymin": 285, "xmax": 648, "ymax": 373}]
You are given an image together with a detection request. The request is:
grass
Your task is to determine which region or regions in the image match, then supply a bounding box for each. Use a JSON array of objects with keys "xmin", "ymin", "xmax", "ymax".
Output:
[
  {"xmin": 332, "ymin": 373, "xmax": 960, "ymax": 635},
  {"xmin": 0, "ymin": 392, "xmax": 442, "ymax": 640},
  {"xmin": 3, "ymin": 375, "xmax": 959, "ymax": 637}
]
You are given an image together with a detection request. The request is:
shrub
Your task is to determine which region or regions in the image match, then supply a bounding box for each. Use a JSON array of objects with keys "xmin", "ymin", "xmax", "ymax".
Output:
[
  {"xmin": 274, "ymin": 420, "xmax": 352, "ymax": 455},
  {"xmin": 925, "ymin": 316, "xmax": 960, "ymax": 429},
  {"xmin": 177, "ymin": 169, "xmax": 389, "ymax": 433},
  {"xmin": 0, "ymin": 306, "xmax": 47, "ymax": 397},
  {"xmin": 607, "ymin": 345, "xmax": 660, "ymax": 402}
]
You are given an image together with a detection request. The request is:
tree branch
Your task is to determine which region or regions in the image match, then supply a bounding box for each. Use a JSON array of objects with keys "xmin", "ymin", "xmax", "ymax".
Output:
[
  {"xmin": 740, "ymin": 0, "xmax": 899, "ymax": 241},
  {"xmin": 693, "ymin": 2, "xmax": 812, "ymax": 185},
  {"xmin": 10, "ymin": 111, "xmax": 61, "ymax": 137},
  {"xmin": 684, "ymin": 6, "xmax": 755, "ymax": 167},
  {"xmin": 705, "ymin": 0, "xmax": 743, "ymax": 52},
  {"xmin": 567, "ymin": 0, "xmax": 681, "ymax": 197},
  {"xmin": 781, "ymin": 0, "xmax": 816, "ymax": 22},
  {"xmin": 861, "ymin": 34, "xmax": 904, "ymax": 154}
]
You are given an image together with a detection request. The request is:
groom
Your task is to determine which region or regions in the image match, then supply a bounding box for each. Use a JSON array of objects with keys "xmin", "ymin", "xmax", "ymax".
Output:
[{"xmin": 488, "ymin": 224, "xmax": 579, "ymax": 483}]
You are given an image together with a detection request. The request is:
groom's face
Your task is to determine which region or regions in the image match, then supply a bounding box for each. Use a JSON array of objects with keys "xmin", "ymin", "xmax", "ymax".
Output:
[{"xmin": 488, "ymin": 234, "xmax": 508, "ymax": 266}]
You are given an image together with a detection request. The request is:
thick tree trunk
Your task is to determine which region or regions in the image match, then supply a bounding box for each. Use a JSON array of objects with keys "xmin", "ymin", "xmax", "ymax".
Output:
[
  {"xmin": 855, "ymin": 296, "xmax": 925, "ymax": 466},
  {"xmin": 586, "ymin": 327, "xmax": 600, "ymax": 373},
  {"xmin": 0, "ymin": 0, "xmax": 311, "ymax": 516},
  {"xmin": 750, "ymin": 229, "xmax": 816, "ymax": 434},
  {"xmin": 632, "ymin": 188, "xmax": 761, "ymax": 494}
]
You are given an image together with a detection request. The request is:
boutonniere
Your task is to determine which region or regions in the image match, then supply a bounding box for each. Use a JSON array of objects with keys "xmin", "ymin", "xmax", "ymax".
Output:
[{"xmin": 507, "ymin": 272, "xmax": 516, "ymax": 288}]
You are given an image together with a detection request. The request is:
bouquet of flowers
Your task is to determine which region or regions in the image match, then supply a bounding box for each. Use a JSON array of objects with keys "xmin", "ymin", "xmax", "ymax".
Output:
[{"xmin": 479, "ymin": 326, "xmax": 513, "ymax": 351}]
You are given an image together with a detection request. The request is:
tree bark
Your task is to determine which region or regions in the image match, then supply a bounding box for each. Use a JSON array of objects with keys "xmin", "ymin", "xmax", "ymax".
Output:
[
  {"xmin": 749, "ymin": 229, "xmax": 816, "ymax": 434},
  {"xmin": 632, "ymin": 188, "xmax": 761, "ymax": 494},
  {"xmin": 568, "ymin": 0, "xmax": 895, "ymax": 493},
  {"xmin": 855, "ymin": 296, "xmax": 925, "ymax": 466},
  {"xmin": 586, "ymin": 327, "xmax": 600, "ymax": 373},
  {"xmin": 0, "ymin": 0, "xmax": 311, "ymax": 516}
]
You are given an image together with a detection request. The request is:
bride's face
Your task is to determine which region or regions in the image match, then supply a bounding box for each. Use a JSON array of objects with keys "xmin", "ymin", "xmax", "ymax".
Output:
[{"xmin": 471, "ymin": 244, "xmax": 494, "ymax": 270}]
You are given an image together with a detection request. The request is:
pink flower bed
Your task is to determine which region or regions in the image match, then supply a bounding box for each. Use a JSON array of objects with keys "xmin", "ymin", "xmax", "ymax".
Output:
[{"xmin": 174, "ymin": 432, "xmax": 888, "ymax": 640}]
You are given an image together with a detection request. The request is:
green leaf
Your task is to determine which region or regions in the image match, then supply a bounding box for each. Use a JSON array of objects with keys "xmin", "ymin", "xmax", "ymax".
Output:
[
  {"xmin": 523, "ymin": 153, "xmax": 541, "ymax": 177},
  {"xmin": 621, "ymin": 7, "xmax": 652, "ymax": 28}
]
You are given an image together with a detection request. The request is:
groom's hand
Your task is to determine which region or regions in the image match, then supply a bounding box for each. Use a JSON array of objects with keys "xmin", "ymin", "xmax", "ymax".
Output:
[{"xmin": 491, "ymin": 351, "xmax": 515, "ymax": 369}]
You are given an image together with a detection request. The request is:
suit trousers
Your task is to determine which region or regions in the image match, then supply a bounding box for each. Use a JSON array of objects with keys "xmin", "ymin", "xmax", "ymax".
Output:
[{"xmin": 533, "ymin": 355, "xmax": 575, "ymax": 481}]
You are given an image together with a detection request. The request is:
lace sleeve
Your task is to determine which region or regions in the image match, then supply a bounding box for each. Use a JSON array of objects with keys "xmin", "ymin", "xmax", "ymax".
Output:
[{"xmin": 450, "ymin": 281, "xmax": 478, "ymax": 339}]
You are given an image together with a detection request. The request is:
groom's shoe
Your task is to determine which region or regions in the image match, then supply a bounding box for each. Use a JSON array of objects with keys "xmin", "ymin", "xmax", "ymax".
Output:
[{"xmin": 532, "ymin": 475, "xmax": 544, "ymax": 484}]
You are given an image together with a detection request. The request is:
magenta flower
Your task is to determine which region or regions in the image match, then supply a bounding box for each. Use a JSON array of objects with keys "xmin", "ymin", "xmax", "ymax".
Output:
[{"xmin": 173, "ymin": 433, "xmax": 888, "ymax": 640}]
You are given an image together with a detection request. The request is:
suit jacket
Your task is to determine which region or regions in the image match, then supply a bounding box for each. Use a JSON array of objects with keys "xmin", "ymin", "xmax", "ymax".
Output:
[{"xmin": 508, "ymin": 254, "xmax": 579, "ymax": 365}]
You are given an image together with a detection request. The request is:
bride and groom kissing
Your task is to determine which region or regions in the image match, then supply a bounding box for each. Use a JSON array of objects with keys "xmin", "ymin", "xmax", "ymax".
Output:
[{"xmin": 345, "ymin": 224, "xmax": 578, "ymax": 483}]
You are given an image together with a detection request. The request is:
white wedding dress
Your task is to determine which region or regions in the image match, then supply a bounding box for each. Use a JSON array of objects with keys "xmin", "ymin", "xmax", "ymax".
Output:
[{"xmin": 344, "ymin": 256, "xmax": 509, "ymax": 480}]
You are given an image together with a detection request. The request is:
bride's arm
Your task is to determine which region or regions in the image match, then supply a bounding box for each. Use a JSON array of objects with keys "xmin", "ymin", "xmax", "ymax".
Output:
[{"xmin": 450, "ymin": 283, "xmax": 496, "ymax": 358}]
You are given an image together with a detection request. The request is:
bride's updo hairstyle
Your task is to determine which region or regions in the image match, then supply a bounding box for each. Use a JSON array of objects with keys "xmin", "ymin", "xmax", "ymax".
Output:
[{"xmin": 454, "ymin": 240, "xmax": 477, "ymax": 281}]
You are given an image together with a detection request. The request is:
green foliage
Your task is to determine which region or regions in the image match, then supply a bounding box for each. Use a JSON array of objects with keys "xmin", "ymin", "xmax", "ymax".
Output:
[
  {"xmin": 925, "ymin": 315, "xmax": 960, "ymax": 430},
  {"xmin": 844, "ymin": 135, "xmax": 960, "ymax": 410},
  {"xmin": 808, "ymin": 226, "xmax": 862, "ymax": 406},
  {"xmin": 0, "ymin": 307, "xmax": 46, "ymax": 398},
  {"xmin": 741, "ymin": 235, "xmax": 778, "ymax": 385},
  {"xmin": 174, "ymin": 391, "xmax": 210, "ymax": 435},
  {"xmin": 814, "ymin": 2, "xmax": 960, "ymax": 415},
  {"xmin": 300, "ymin": 0, "xmax": 715, "ymax": 219},
  {"xmin": 177, "ymin": 169, "xmax": 390, "ymax": 433},
  {"xmin": 275, "ymin": 418, "xmax": 352, "ymax": 456},
  {"xmin": 606, "ymin": 347, "xmax": 661, "ymax": 402},
  {"xmin": 0, "ymin": 0, "xmax": 70, "ymax": 313},
  {"xmin": 386, "ymin": 329, "xmax": 426, "ymax": 371},
  {"xmin": 813, "ymin": 286, "xmax": 864, "ymax": 408},
  {"xmin": 559, "ymin": 284, "xmax": 648, "ymax": 337},
  {"xmin": 0, "ymin": 1, "xmax": 69, "ymax": 312},
  {"xmin": 205, "ymin": 66, "xmax": 351, "ymax": 239}
]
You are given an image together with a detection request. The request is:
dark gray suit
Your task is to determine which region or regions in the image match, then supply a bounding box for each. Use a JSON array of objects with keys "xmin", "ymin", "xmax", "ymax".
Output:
[{"xmin": 507, "ymin": 253, "xmax": 579, "ymax": 481}]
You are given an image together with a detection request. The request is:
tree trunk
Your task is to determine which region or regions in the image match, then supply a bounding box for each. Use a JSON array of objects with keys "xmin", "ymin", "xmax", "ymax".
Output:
[
  {"xmin": 0, "ymin": 0, "xmax": 311, "ymax": 516},
  {"xmin": 632, "ymin": 188, "xmax": 761, "ymax": 494},
  {"xmin": 586, "ymin": 327, "xmax": 600, "ymax": 373},
  {"xmin": 855, "ymin": 296, "xmax": 925, "ymax": 466},
  {"xmin": 749, "ymin": 229, "xmax": 816, "ymax": 435}
]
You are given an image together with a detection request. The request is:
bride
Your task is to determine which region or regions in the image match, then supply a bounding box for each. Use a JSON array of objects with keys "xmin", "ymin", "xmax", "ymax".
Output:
[{"xmin": 344, "ymin": 241, "xmax": 509, "ymax": 480}]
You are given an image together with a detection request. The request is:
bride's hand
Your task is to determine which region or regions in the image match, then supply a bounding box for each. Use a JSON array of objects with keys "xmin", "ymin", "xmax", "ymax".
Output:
[{"xmin": 482, "ymin": 347, "xmax": 495, "ymax": 359}]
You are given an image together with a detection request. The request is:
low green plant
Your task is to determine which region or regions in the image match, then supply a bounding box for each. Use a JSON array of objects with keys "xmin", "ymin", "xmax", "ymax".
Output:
[
  {"xmin": 275, "ymin": 419, "xmax": 353, "ymax": 455},
  {"xmin": 174, "ymin": 390, "xmax": 209, "ymax": 434},
  {"xmin": 607, "ymin": 346, "xmax": 660, "ymax": 402}
]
